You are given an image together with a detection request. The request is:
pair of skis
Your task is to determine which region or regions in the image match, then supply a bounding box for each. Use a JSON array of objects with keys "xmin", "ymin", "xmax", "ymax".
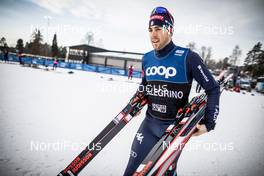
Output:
[
  {"xmin": 133, "ymin": 93, "xmax": 207, "ymax": 176},
  {"xmin": 133, "ymin": 73, "xmax": 233, "ymax": 176},
  {"xmin": 58, "ymin": 73, "xmax": 232, "ymax": 176},
  {"xmin": 58, "ymin": 91, "xmax": 147, "ymax": 176}
]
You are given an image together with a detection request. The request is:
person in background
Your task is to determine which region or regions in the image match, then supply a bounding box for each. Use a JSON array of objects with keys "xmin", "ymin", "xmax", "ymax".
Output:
[
  {"xmin": 128, "ymin": 65, "xmax": 134, "ymax": 80},
  {"xmin": 53, "ymin": 58, "xmax": 58, "ymax": 70},
  {"xmin": 3, "ymin": 48, "xmax": 8, "ymax": 63}
]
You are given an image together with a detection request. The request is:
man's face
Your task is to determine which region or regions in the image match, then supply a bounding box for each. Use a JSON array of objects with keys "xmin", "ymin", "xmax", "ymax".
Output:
[{"xmin": 149, "ymin": 25, "xmax": 171, "ymax": 51}]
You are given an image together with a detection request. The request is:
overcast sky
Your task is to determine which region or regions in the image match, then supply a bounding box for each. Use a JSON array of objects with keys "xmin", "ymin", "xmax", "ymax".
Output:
[{"xmin": 0, "ymin": 0, "xmax": 263, "ymax": 65}]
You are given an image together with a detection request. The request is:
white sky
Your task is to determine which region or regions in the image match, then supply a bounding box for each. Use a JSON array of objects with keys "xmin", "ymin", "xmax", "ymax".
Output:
[{"xmin": 0, "ymin": 0, "xmax": 263, "ymax": 65}]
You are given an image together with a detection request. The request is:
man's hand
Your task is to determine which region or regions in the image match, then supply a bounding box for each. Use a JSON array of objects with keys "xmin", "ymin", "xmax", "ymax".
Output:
[
  {"xmin": 192, "ymin": 124, "xmax": 208, "ymax": 136},
  {"xmin": 135, "ymin": 111, "xmax": 141, "ymax": 117}
]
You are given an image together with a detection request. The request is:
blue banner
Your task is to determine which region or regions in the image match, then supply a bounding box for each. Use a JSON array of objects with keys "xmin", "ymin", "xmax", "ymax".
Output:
[
  {"xmin": 8, "ymin": 55, "xmax": 19, "ymax": 62},
  {"xmin": 112, "ymin": 68, "xmax": 125, "ymax": 76},
  {"xmin": 83, "ymin": 64, "xmax": 97, "ymax": 72},
  {"xmin": 132, "ymin": 71, "xmax": 142, "ymax": 78},
  {"xmin": 1, "ymin": 54, "xmax": 142, "ymax": 78},
  {"xmin": 58, "ymin": 62, "xmax": 69, "ymax": 68}
]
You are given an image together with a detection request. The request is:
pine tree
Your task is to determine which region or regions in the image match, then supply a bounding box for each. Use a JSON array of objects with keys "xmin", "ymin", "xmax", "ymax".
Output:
[
  {"xmin": 51, "ymin": 33, "xmax": 59, "ymax": 57},
  {"xmin": 244, "ymin": 42, "xmax": 264, "ymax": 77},
  {"xmin": 0, "ymin": 37, "xmax": 6, "ymax": 47},
  {"xmin": 16, "ymin": 39, "xmax": 24, "ymax": 54},
  {"xmin": 59, "ymin": 46, "xmax": 67, "ymax": 58},
  {"xmin": 223, "ymin": 57, "xmax": 230, "ymax": 69},
  {"xmin": 29, "ymin": 29, "xmax": 43, "ymax": 55}
]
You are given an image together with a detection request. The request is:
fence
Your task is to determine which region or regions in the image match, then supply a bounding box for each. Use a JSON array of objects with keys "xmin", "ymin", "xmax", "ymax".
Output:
[{"xmin": 0, "ymin": 53, "xmax": 142, "ymax": 78}]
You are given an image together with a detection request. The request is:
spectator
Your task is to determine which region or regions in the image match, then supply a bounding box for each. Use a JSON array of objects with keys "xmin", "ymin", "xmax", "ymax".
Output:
[
  {"xmin": 128, "ymin": 65, "xmax": 134, "ymax": 80},
  {"xmin": 3, "ymin": 49, "xmax": 8, "ymax": 63},
  {"xmin": 53, "ymin": 58, "xmax": 58, "ymax": 70}
]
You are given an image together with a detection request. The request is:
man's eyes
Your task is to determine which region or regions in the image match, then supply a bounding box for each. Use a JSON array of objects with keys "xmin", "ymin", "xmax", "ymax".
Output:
[{"xmin": 149, "ymin": 28, "xmax": 161, "ymax": 32}]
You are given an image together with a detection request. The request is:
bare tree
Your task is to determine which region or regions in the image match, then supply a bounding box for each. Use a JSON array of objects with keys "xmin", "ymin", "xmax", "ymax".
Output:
[
  {"xmin": 200, "ymin": 46, "xmax": 207, "ymax": 60},
  {"xmin": 197, "ymin": 46, "xmax": 213, "ymax": 67},
  {"xmin": 186, "ymin": 42, "xmax": 196, "ymax": 51},
  {"xmin": 84, "ymin": 32, "xmax": 94, "ymax": 45},
  {"xmin": 205, "ymin": 47, "xmax": 212, "ymax": 65},
  {"xmin": 230, "ymin": 45, "xmax": 242, "ymax": 66},
  {"xmin": 223, "ymin": 57, "xmax": 230, "ymax": 69},
  {"xmin": 95, "ymin": 38, "xmax": 104, "ymax": 48}
]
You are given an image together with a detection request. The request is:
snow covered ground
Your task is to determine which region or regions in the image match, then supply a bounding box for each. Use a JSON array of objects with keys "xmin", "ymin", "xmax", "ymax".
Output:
[{"xmin": 0, "ymin": 63, "xmax": 264, "ymax": 176}]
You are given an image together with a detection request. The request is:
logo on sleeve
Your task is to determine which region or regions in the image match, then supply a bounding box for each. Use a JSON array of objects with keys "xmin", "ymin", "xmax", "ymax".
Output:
[
  {"xmin": 136, "ymin": 133, "xmax": 144, "ymax": 144},
  {"xmin": 197, "ymin": 65, "xmax": 209, "ymax": 82},
  {"xmin": 146, "ymin": 66, "xmax": 177, "ymax": 78}
]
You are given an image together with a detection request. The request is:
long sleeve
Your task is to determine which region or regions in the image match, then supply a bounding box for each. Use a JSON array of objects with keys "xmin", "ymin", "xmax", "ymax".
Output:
[{"xmin": 186, "ymin": 51, "xmax": 220, "ymax": 131}]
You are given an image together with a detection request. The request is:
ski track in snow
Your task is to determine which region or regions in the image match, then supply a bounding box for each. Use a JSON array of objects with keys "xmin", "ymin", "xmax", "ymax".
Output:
[{"xmin": 0, "ymin": 63, "xmax": 264, "ymax": 176}]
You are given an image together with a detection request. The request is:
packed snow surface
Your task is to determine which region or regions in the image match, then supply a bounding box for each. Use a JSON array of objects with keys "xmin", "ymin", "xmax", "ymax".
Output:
[{"xmin": 0, "ymin": 63, "xmax": 264, "ymax": 176}]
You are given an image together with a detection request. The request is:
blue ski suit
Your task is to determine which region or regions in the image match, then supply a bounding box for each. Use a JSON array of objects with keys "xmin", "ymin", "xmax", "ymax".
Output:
[{"xmin": 123, "ymin": 41, "xmax": 220, "ymax": 175}]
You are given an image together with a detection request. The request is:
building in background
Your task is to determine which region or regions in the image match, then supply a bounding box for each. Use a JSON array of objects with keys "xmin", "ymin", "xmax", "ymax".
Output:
[{"xmin": 67, "ymin": 44, "xmax": 143, "ymax": 71}]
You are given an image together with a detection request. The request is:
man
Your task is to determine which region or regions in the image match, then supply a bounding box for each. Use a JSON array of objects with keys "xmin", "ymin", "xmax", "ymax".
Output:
[{"xmin": 123, "ymin": 7, "xmax": 220, "ymax": 176}]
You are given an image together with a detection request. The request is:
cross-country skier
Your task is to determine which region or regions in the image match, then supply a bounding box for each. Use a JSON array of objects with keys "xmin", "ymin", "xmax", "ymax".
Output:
[{"xmin": 123, "ymin": 6, "xmax": 220, "ymax": 176}]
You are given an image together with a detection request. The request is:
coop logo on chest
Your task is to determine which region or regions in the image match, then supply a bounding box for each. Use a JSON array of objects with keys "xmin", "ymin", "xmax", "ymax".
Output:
[{"xmin": 146, "ymin": 66, "xmax": 177, "ymax": 79}]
